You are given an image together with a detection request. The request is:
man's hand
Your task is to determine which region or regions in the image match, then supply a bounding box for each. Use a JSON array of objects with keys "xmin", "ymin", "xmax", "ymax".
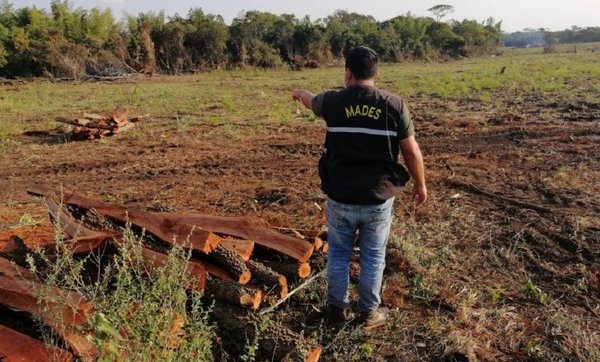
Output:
[
  {"xmin": 413, "ymin": 184, "xmax": 428, "ymax": 209},
  {"xmin": 292, "ymin": 89, "xmax": 314, "ymax": 110}
]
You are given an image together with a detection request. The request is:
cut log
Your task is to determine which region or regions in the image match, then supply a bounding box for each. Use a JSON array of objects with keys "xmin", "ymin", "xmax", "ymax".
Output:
[
  {"xmin": 312, "ymin": 236, "xmax": 324, "ymax": 251},
  {"xmin": 205, "ymin": 278, "xmax": 262, "ymax": 310},
  {"xmin": 28, "ymin": 185, "xmax": 221, "ymax": 254},
  {"xmin": 202, "ymin": 260, "xmax": 235, "ymax": 281},
  {"xmin": 165, "ymin": 214, "xmax": 314, "ymax": 262},
  {"xmin": 0, "ymin": 275, "xmax": 93, "ymax": 326},
  {"xmin": 139, "ymin": 247, "xmax": 206, "ymax": 291},
  {"xmin": 58, "ymin": 329, "xmax": 98, "ymax": 361},
  {"xmin": 0, "ymin": 256, "xmax": 36, "ymax": 280},
  {"xmin": 220, "ymin": 237, "xmax": 254, "ymax": 261},
  {"xmin": 246, "ymin": 260, "xmax": 288, "ymax": 299},
  {"xmin": 203, "ymin": 245, "xmax": 251, "ymax": 285},
  {"xmin": 259, "ymin": 259, "xmax": 311, "ymax": 281},
  {"xmin": 0, "ymin": 325, "xmax": 72, "ymax": 362}
]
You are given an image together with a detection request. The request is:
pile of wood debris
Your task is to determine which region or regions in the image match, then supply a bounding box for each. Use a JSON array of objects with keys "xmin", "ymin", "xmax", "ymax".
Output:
[
  {"xmin": 0, "ymin": 185, "xmax": 327, "ymax": 361},
  {"xmin": 55, "ymin": 112, "xmax": 143, "ymax": 140}
]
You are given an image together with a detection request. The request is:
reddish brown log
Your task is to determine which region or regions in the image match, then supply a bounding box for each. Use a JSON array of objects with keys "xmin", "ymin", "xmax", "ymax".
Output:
[
  {"xmin": 139, "ymin": 247, "xmax": 206, "ymax": 291},
  {"xmin": 306, "ymin": 347, "xmax": 323, "ymax": 362},
  {"xmin": 0, "ymin": 325, "xmax": 72, "ymax": 362},
  {"xmin": 58, "ymin": 330, "xmax": 98, "ymax": 361},
  {"xmin": 165, "ymin": 214, "xmax": 314, "ymax": 262},
  {"xmin": 205, "ymin": 278, "xmax": 262, "ymax": 310},
  {"xmin": 28, "ymin": 185, "xmax": 221, "ymax": 254},
  {"xmin": 220, "ymin": 238, "xmax": 254, "ymax": 261},
  {"xmin": 204, "ymin": 245, "xmax": 251, "ymax": 285},
  {"xmin": 203, "ymin": 261, "xmax": 235, "ymax": 281},
  {"xmin": 260, "ymin": 260, "xmax": 311, "ymax": 281},
  {"xmin": 246, "ymin": 260, "xmax": 288, "ymax": 299},
  {"xmin": 0, "ymin": 256, "xmax": 36, "ymax": 280},
  {"xmin": 46, "ymin": 198, "xmax": 117, "ymax": 254},
  {"xmin": 0, "ymin": 275, "xmax": 93, "ymax": 326}
]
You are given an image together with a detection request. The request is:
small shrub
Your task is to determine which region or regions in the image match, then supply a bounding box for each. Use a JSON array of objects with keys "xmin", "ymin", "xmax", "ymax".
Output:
[{"xmin": 30, "ymin": 225, "xmax": 215, "ymax": 361}]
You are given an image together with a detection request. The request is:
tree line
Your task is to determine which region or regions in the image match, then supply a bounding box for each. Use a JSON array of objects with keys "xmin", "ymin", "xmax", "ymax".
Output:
[
  {"xmin": 504, "ymin": 27, "xmax": 600, "ymax": 48},
  {"xmin": 0, "ymin": 1, "xmax": 503, "ymax": 78}
]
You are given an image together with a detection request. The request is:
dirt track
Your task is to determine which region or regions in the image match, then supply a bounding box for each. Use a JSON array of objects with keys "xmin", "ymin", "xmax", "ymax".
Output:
[{"xmin": 0, "ymin": 79, "xmax": 599, "ymax": 359}]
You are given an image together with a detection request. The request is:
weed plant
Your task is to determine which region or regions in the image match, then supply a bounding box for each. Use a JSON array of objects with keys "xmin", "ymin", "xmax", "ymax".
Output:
[{"xmin": 27, "ymin": 224, "xmax": 215, "ymax": 361}]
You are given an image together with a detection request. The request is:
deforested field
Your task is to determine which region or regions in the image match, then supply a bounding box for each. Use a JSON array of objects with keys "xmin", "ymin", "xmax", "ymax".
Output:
[{"xmin": 1, "ymin": 44, "xmax": 599, "ymax": 361}]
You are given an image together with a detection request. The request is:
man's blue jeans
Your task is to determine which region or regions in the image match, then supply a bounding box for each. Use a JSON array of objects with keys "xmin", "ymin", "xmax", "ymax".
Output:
[{"xmin": 326, "ymin": 197, "xmax": 394, "ymax": 312}]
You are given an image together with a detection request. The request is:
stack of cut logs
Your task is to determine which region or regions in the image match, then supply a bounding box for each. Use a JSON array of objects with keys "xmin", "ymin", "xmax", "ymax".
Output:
[
  {"xmin": 0, "ymin": 184, "xmax": 326, "ymax": 361},
  {"xmin": 55, "ymin": 112, "xmax": 143, "ymax": 140}
]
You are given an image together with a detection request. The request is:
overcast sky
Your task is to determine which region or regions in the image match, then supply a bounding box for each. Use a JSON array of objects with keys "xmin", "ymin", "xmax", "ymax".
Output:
[{"xmin": 6, "ymin": 0, "xmax": 600, "ymax": 32}]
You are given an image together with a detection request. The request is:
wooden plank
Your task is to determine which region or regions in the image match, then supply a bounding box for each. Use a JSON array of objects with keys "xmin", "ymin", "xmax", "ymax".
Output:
[
  {"xmin": 28, "ymin": 185, "xmax": 221, "ymax": 254},
  {"xmin": 0, "ymin": 325, "xmax": 72, "ymax": 362},
  {"xmin": 165, "ymin": 214, "xmax": 314, "ymax": 262}
]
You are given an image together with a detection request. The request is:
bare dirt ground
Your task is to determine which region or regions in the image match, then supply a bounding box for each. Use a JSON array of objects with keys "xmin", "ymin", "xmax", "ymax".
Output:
[{"xmin": 0, "ymin": 74, "xmax": 599, "ymax": 360}]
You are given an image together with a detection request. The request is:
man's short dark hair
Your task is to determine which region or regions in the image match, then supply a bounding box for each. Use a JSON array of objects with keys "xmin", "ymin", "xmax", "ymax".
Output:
[{"xmin": 345, "ymin": 46, "xmax": 379, "ymax": 80}]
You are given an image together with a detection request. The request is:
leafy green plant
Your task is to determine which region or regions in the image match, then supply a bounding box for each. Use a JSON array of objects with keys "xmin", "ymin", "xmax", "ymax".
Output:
[{"xmin": 522, "ymin": 279, "xmax": 548, "ymax": 305}]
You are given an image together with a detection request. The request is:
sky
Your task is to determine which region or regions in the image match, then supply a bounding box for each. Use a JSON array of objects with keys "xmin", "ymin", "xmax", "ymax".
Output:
[{"xmin": 6, "ymin": 0, "xmax": 600, "ymax": 32}]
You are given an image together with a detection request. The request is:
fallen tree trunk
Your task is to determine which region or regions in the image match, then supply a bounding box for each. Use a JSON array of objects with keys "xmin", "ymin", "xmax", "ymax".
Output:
[
  {"xmin": 165, "ymin": 214, "xmax": 314, "ymax": 263},
  {"xmin": 205, "ymin": 277, "xmax": 262, "ymax": 310},
  {"xmin": 246, "ymin": 260, "xmax": 288, "ymax": 299},
  {"xmin": 0, "ymin": 325, "xmax": 72, "ymax": 362},
  {"xmin": 28, "ymin": 185, "xmax": 222, "ymax": 254}
]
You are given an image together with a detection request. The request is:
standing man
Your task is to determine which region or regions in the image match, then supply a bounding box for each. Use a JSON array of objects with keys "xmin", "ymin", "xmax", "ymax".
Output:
[{"xmin": 292, "ymin": 46, "xmax": 427, "ymax": 330}]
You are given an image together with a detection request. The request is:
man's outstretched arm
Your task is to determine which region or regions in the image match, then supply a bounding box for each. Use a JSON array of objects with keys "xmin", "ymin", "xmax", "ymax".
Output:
[
  {"xmin": 399, "ymin": 136, "xmax": 427, "ymax": 208},
  {"xmin": 292, "ymin": 89, "xmax": 315, "ymax": 110}
]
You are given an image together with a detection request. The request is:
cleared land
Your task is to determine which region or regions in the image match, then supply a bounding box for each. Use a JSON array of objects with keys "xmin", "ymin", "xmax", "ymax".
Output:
[{"xmin": 1, "ymin": 44, "xmax": 599, "ymax": 361}]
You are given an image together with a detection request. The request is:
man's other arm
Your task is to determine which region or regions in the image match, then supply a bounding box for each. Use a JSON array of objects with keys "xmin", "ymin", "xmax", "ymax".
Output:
[
  {"xmin": 292, "ymin": 89, "xmax": 315, "ymax": 111},
  {"xmin": 400, "ymin": 136, "xmax": 427, "ymax": 208}
]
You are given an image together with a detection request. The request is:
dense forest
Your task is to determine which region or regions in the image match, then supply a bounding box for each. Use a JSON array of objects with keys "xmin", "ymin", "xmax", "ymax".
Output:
[{"xmin": 0, "ymin": 1, "xmax": 506, "ymax": 77}]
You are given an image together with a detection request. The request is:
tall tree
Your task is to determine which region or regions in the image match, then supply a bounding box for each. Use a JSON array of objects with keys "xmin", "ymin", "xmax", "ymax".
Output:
[{"xmin": 428, "ymin": 4, "xmax": 454, "ymax": 22}]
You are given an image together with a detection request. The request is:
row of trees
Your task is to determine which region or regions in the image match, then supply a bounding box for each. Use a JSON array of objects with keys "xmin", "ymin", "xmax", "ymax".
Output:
[
  {"xmin": 0, "ymin": 1, "xmax": 503, "ymax": 77},
  {"xmin": 504, "ymin": 26, "xmax": 600, "ymax": 48}
]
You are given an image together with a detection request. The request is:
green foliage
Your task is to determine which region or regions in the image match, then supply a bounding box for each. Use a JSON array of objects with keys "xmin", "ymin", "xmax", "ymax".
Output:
[
  {"xmin": 522, "ymin": 278, "xmax": 548, "ymax": 305},
  {"xmin": 29, "ymin": 225, "xmax": 215, "ymax": 361},
  {"xmin": 0, "ymin": 4, "xmax": 505, "ymax": 77}
]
